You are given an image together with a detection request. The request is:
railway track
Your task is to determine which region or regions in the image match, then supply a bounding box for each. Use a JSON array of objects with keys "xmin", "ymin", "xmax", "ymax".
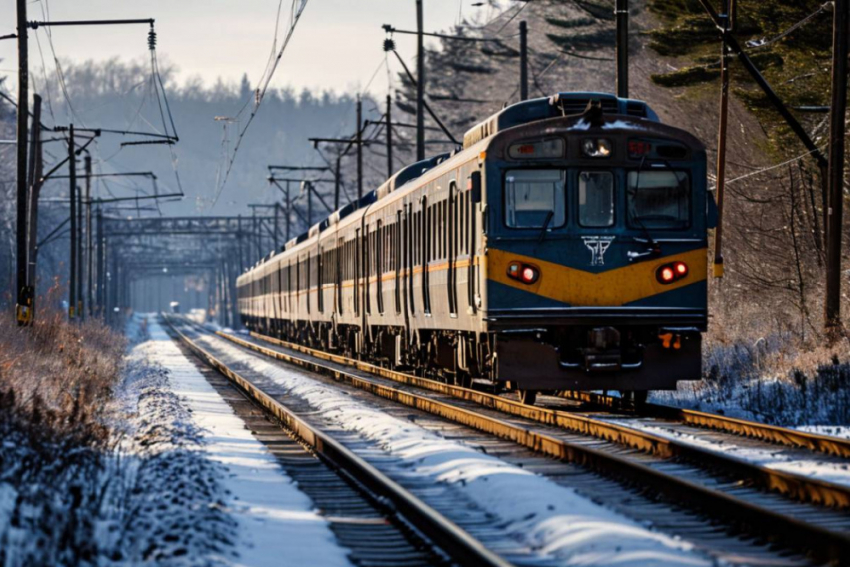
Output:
[
  {"xmin": 164, "ymin": 318, "xmax": 511, "ymax": 567},
  {"xmin": 182, "ymin": 321, "xmax": 850, "ymax": 565},
  {"xmin": 557, "ymin": 390, "xmax": 850, "ymax": 458}
]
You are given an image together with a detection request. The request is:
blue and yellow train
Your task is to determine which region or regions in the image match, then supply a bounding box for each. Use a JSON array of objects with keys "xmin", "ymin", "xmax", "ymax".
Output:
[{"xmin": 238, "ymin": 93, "xmax": 713, "ymax": 404}]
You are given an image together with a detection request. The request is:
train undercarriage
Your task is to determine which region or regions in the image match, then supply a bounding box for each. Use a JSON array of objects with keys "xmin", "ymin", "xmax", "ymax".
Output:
[{"xmin": 244, "ymin": 316, "xmax": 701, "ymax": 406}]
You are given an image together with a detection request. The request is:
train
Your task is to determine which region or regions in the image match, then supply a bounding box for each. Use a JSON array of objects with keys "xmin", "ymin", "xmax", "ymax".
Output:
[{"xmin": 237, "ymin": 92, "xmax": 713, "ymax": 405}]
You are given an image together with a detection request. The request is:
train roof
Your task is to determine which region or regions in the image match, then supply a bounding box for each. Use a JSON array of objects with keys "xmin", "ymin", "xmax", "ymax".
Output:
[
  {"xmin": 245, "ymin": 92, "xmax": 666, "ymax": 274},
  {"xmin": 462, "ymin": 92, "xmax": 660, "ymax": 149}
]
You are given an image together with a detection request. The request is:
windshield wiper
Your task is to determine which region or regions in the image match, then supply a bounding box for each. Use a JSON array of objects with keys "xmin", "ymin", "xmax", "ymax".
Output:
[
  {"xmin": 627, "ymin": 155, "xmax": 662, "ymax": 262},
  {"xmin": 538, "ymin": 210, "xmax": 555, "ymax": 243}
]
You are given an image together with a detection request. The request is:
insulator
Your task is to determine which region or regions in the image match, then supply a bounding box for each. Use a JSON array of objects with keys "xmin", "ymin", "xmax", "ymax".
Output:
[
  {"xmin": 383, "ymin": 38, "xmax": 396, "ymax": 53},
  {"xmin": 148, "ymin": 28, "xmax": 157, "ymax": 51}
]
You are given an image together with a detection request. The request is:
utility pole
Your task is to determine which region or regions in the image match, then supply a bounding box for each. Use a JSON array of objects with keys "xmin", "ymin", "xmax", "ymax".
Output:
[
  {"xmin": 68, "ymin": 124, "xmax": 77, "ymax": 319},
  {"xmin": 356, "ymin": 96, "xmax": 364, "ymax": 200},
  {"xmin": 519, "ymin": 21, "xmax": 528, "ymax": 101},
  {"xmin": 713, "ymin": 0, "xmax": 733, "ymax": 278},
  {"xmin": 386, "ymin": 94, "xmax": 394, "ymax": 178},
  {"xmin": 15, "ymin": 0, "xmax": 30, "ymax": 325},
  {"xmin": 96, "ymin": 206, "xmax": 103, "ymax": 316},
  {"xmin": 825, "ymin": 0, "xmax": 848, "ymax": 334},
  {"xmin": 416, "ymin": 0, "xmax": 425, "ymax": 161},
  {"xmin": 334, "ymin": 156, "xmax": 342, "ymax": 210},
  {"xmin": 85, "ymin": 155, "xmax": 93, "ymax": 317},
  {"xmin": 285, "ymin": 181, "xmax": 292, "ymax": 240},
  {"xmin": 273, "ymin": 202, "xmax": 279, "ymax": 250},
  {"xmin": 25, "ymin": 94, "xmax": 41, "ymax": 321},
  {"xmin": 77, "ymin": 159, "xmax": 85, "ymax": 319},
  {"xmin": 615, "ymin": 0, "xmax": 628, "ymax": 98}
]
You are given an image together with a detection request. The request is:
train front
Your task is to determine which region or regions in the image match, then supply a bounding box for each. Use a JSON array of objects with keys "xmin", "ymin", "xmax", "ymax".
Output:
[{"xmin": 481, "ymin": 96, "xmax": 710, "ymax": 394}]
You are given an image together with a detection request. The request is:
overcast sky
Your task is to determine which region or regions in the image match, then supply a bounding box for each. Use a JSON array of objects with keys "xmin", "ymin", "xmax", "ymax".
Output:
[{"xmin": 0, "ymin": 1, "xmax": 509, "ymax": 97}]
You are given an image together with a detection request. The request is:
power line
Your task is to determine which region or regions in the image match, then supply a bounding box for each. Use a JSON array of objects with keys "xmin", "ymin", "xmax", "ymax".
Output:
[{"xmin": 213, "ymin": 0, "xmax": 311, "ymax": 207}]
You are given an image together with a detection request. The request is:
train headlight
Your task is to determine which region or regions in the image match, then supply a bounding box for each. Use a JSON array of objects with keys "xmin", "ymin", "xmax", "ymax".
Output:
[
  {"xmin": 508, "ymin": 262, "xmax": 540, "ymax": 285},
  {"xmin": 582, "ymin": 138, "xmax": 612, "ymax": 158},
  {"xmin": 656, "ymin": 261, "xmax": 689, "ymax": 284}
]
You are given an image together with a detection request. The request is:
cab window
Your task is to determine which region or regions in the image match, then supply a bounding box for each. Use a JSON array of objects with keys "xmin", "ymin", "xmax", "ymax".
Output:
[
  {"xmin": 504, "ymin": 169, "xmax": 566, "ymax": 229},
  {"xmin": 578, "ymin": 171, "xmax": 614, "ymax": 227},
  {"xmin": 627, "ymin": 171, "xmax": 690, "ymax": 229}
]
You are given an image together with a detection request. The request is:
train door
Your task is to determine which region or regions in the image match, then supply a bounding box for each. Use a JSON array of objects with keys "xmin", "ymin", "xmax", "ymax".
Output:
[
  {"xmin": 468, "ymin": 171, "xmax": 481, "ymax": 314},
  {"xmin": 336, "ymin": 237, "xmax": 344, "ymax": 314},
  {"xmin": 421, "ymin": 196, "xmax": 431, "ymax": 314},
  {"xmin": 448, "ymin": 181, "xmax": 458, "ymax": 316},
  {"xmin": 395, "ymin": 210, "xmax": 402, "ymax": 315},
  {"xmin": 354, "ymin": 228, "xmax": 361, "ymax": 316},
  {"xmin": 318, "ymin": 246, "xmax": 324, "ymax": 313}
]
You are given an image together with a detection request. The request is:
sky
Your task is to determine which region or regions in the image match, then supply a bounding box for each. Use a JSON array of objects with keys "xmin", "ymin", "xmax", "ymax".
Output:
[{"xmin": 0, "ymin": 0, "xmax": 509, "ymax": 97}]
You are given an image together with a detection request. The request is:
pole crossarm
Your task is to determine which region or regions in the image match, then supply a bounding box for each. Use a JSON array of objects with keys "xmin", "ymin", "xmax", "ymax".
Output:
[
  {"xmin": 28, "ymin": 18, "xmax": 154, "ymax": 29},
  {"xmin": 365, "ymin": 119, "xmax": 441, "ymax": 132},
  {"xmin": 308, "ymin": 137, "xmax": 378, "ymax": 146},
  {"xmin": 382, "ymin": 24, "xmax": 499, "ymax": 42},
  {"xmin": 53, "ymin": 126, "xmax": 175, "ymax": 141},
  {"xmin": 268, "ymin": 165, "xmax": 329, "ymax": 172}
]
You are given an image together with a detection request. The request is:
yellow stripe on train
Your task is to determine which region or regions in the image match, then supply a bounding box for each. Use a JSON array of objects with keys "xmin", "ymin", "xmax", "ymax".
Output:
[{"xmin": 487, "ymin": 247, "xmax": 708, "ymax": 307}]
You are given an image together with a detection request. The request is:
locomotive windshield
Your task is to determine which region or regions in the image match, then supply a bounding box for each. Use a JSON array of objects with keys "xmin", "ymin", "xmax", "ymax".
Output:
[
  {"xmin": 504, "ymin": 170, "xmax": 566, "ymax": 229},
  {"xmin": 627, "ymin": 171, "xmax": 690, "ymax": 229},
  {"xmin": 578, "ymin": 171, "xmax": 615, "ymax": 227}
]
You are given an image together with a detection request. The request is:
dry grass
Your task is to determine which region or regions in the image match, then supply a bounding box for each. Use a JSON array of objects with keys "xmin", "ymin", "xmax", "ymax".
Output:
[
  {"xmin": 0, "ymin": 303, "xmax": 125, "ymax": 445},
  {"xmin": 0, "ymin": 292, "xmax": 126, "ymax": 565}
]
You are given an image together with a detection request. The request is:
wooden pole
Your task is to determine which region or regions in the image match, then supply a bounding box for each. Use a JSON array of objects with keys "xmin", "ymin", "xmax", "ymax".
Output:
[
  {"xmin": 825, "ymin": 0, "xmax": 848, "ymax": 333},
  {"xmin": 15, "ymin": 0, "xmax": 30, "ymax": 324},
  {"xmin": 713, "ymin": 0, "xmax": 733, "ymax": 278},
  {"xmin": 68, "ymin": 124, "xmax": 77, "ymax": 319},
  {"xmin": 519, "ymin": 21, "xmax": 528, "ymax": 101}
]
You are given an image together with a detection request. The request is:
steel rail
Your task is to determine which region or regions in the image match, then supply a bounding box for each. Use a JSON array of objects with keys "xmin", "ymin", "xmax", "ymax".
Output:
[
  {"xmin": 558, "ymin": 390, "xmax": 850, "ymax": 458},
  {"xmin": 165, "ymin": 317, "xmax": 513, "ymax": 567},
  {"xmin": 228, "ymin": 329, "xmax": 850, "ymax": 511},
  {"xmin": 194, "ymin": 326, "xmax": 850, "ymax": 565}
]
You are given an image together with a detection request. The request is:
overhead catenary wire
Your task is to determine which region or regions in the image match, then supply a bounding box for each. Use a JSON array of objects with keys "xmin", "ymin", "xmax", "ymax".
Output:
[
  {"xmin": 746, "ymin": 2, "xmax": 833, "ymax": 50},
  {"xmin": 712, "ymin": 144, "xmax": 829, "ymax": 189},
  {"xmin": 213, "ymin": 0, "xmax": 311, "ymax": 208}
]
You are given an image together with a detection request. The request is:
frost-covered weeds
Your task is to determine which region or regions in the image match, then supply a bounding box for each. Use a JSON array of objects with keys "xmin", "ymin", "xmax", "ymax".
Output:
[
  {"xmin": 655, "ymin": 308, "xmax": 850, "ymax": 426},
  {"xmin": 0, "ymin": 311, "xmax": 242, "ymax": 566},
  {"xmin": 0, "ymin": 306, "xmax": 125, "ymax": 565}
]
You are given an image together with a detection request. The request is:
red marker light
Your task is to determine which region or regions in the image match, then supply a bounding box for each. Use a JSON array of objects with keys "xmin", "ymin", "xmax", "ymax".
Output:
[
  {"xmin": 507, "ymin": 262, "xmax": 539, "ymax": 285},
  {"xmin": 656, "ymin": 261, "xmax": 689, "ymax": 284}
]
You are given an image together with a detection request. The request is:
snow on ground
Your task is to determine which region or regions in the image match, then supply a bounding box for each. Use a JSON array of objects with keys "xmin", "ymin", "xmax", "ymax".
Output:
[
  {"xmin": 795, "ymin": 425, "xmax": 850, "ymax": 440},
  {"xmin": 121, "ymin": 317, "xmax": 353, "ymax": 567},
  {"xmin": 207, "ymin": 334, "xmax": 713, "ymax": 567},
  {"xmin": 599, "ymin": 417, "xmax": 850, "ymax": 488}
]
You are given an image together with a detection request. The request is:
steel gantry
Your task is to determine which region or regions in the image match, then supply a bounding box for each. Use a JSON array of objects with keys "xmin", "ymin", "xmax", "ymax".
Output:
[{"xmin": 97, "ymin": 215, "xmax": 278, "ymax": 326}]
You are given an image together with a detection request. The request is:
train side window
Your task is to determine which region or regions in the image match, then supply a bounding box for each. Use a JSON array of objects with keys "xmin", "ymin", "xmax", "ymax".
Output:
[{"xmin": 578, "ymin": 171, "xmax": 615, "ymax": 227}]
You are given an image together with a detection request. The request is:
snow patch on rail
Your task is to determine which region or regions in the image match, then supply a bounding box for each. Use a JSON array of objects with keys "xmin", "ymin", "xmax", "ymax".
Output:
[
  {"xmin": 208, "ymin": 335, "xmax": 713, "ymax": 567},
  {"xmin": 134, "ymin": 319, "xmax": 352, "ymax": 567},
  {"xmin": 601, "ymin": 417, "xmax": 850, "ymax": 488}
]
